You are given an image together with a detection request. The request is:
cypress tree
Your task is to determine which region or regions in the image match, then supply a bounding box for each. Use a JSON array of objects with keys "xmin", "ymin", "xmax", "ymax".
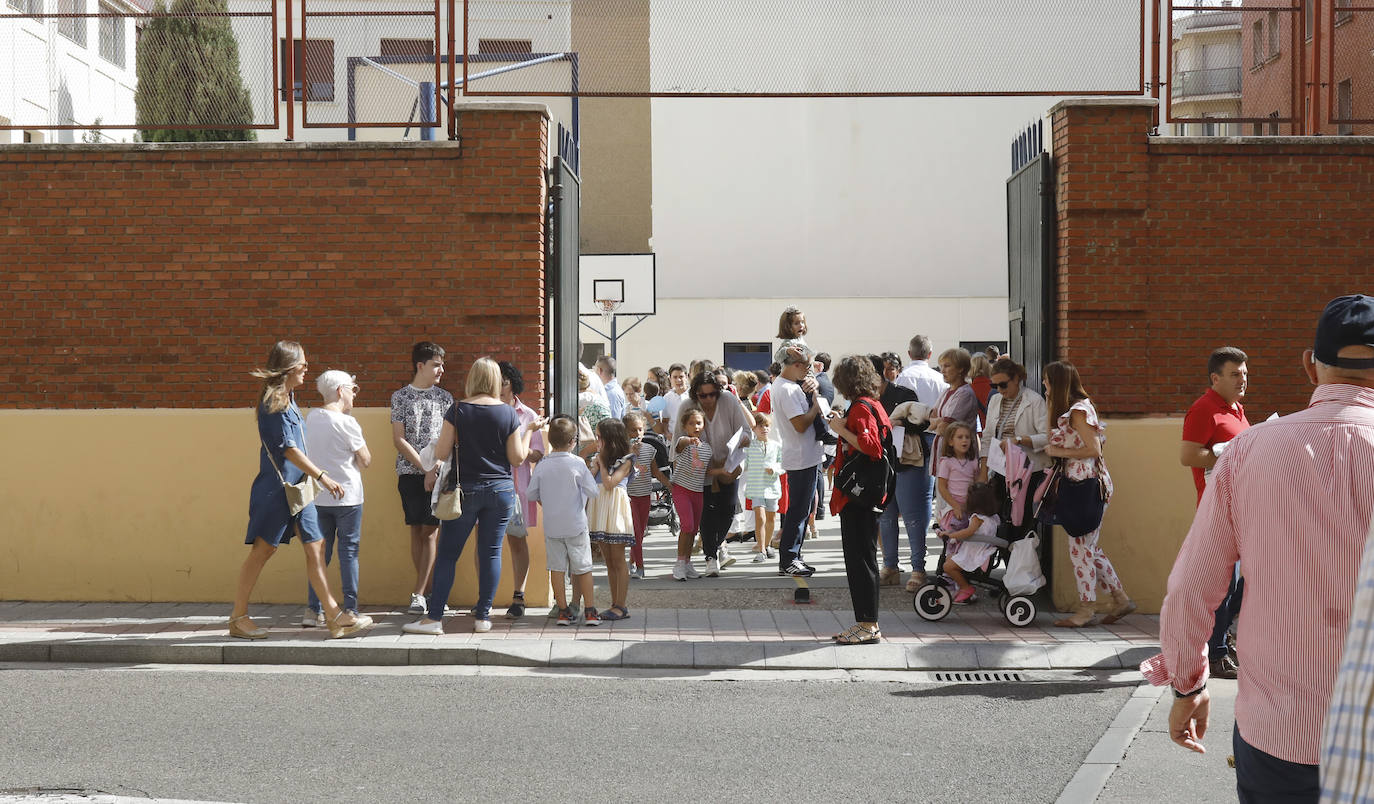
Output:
[{"xmin": 135, "ymin": 0, "xmax": 257, "ymax": 142}]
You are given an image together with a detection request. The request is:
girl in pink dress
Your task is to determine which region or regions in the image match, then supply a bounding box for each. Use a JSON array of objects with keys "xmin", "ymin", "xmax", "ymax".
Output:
[{"xmin": 937, "ymin": 422, "xmax": 980, "ymax": 533}]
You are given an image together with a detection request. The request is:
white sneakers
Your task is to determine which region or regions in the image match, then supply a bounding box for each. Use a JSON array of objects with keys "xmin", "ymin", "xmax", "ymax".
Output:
[
  {"xmin": 473, "ymin": 619, "xmax": 492, "ymax": 633},
  {"xmin": 720, "ymin": 545, "xmax": 736, "ymax": 568},
  {"xmin": 705, "ymin": 558, "xmax": 720, "ymax": 577},
  {"xmin": 401, "ymin": 619, "xmax": 443, "ymax": 636},
  {"xmin": 673, "ymin": 559, "xmax": 705, "ymax": 580},
  {"xmin": 407, "ymin": 593, "xmax": 426, "ymax": 615},
  {"xmin": 751, "ymin": 550, "xmax": 770, "ymax": 564},
  {"xmin": 300, "ymin": 607, "xmax": 324, "ymax": 628}
]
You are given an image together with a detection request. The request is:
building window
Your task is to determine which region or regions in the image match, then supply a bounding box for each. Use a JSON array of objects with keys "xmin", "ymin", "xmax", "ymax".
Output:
[
  {"xmin": 280, "ymin": 38, "xmax": 334, "ymax": 101},
  {"xmin": 477, "ymin": 39, "xmax": 532, "ymax": 56},
  {"xmin": 1336, "ymin": 0, "xmax": 1353, "ymax": 24},
  {"xmin": 7, "ymin": 0, "xmax": 42, "ymax": 15},
  {"xmin": 1252, "ymin": 20, "xmax": 1264, "ymax": 66},
  {"xmin": 1267, "ymin": 11, "xmax": 1280, "ymax": 56},
  {"xmin": 98, "ymin": 3, "xmax": 124, "ymax": 68},
  {"xmin": 57, "ymin": 0, "xmax": 87, "ymax": 46},
  {"xmin": 1270, "ymin": 111, "xmax": 1280, "ymax": 136},
  {"xmin": 379, "ymin": 38, "xmax": 434, "ymax": 58},
  {"xmin": 1304, "ymin": 0, "xmax": 1314, "ymax": 41},
  {"xmin": 1252, "ymin": 122, "xmax": 1263, "ymax": 136},
  {"xmin": 1338, "ymin": 79, "xmax": 1353, "ymax": 136}
]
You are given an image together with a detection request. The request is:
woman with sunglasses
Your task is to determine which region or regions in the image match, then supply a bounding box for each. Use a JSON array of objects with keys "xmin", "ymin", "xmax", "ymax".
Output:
[{"xmin": 978, "ymin": 357, "xmax": 1051, "ymax": 544}]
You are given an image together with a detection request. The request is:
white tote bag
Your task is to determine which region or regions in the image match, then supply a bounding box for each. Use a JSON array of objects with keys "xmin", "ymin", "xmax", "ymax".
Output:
[{"xmin": 1003, "ymin": 534, "xmax": 1046, "ymax": 597}]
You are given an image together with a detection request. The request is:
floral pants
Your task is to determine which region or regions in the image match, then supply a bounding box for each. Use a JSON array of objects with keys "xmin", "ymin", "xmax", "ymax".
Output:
[{"xmin": 1067, "ymin": 528, "xmax": 1123, "ymax": 603}]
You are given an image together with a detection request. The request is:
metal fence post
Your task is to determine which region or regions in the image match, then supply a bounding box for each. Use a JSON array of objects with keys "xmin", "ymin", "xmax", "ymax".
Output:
[{"xmin": 420, "ymin": 81, "xmax": 435, "ymax": 140}]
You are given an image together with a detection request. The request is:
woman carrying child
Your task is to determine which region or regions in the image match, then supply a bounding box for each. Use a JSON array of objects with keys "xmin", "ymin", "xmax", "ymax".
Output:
[
  {"xmin": 587, "ymin": 418, "xmax": 637, "ymax": 621},
  {"xmin": 827, "ymin": 355, "xmax": 893, "ymax": 645},
  {"xmin": 624, "ymin": 411, "xmax": 668, "ymax": 580},
  {"xmin": 941, "ymin": 482, "xmax": 1002, "ymax": 605},
  {"xmin": 670, "ymin": 407, "xmax": 710, "ymax": 581},
  {"xmin": 743, "ymin": 412, "xmax": 782, "ymax": 563},
  {"xmin": 937, "ymin": 422, "xmax": 980, "ymax": 533}
]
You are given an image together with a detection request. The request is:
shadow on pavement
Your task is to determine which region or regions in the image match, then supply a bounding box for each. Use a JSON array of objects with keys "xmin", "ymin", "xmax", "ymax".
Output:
[{"xmin": 890, "ymin": 679, "xmax": 1138, "ymax": 702}]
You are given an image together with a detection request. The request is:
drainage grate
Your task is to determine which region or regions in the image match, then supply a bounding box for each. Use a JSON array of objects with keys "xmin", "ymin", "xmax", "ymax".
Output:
[{"xmin": 932, "ymin": 671, "xmax": 1025, "ymax": 683}]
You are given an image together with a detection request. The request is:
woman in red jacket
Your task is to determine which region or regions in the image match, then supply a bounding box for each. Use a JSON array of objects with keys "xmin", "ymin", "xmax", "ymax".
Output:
[{"xmin": 828, "ymin": 355, "xmax": 893, "ymax": 645}]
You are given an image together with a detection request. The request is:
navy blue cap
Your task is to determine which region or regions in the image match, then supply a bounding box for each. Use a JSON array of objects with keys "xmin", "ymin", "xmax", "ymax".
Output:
[{"xmin": 1314, "ymin": 295, "xmax": 1374, "ymax": 370}]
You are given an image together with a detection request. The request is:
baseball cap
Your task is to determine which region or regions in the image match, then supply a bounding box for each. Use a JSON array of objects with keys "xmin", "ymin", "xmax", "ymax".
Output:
[
  {"xmin": 1313, "ymin": 294, "xmax": 1374, "ymax": 370},
  {"xmin": 316, "ymin": 370, "xmax": 357, "ymax": 400}
]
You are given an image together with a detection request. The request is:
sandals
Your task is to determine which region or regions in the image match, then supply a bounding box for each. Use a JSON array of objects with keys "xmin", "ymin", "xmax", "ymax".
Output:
[
  {"xmin": 328, "ymin": 610, "xmax": 375, "ymax": 639},
  {"xmin": 833, "ymin": 624, "xmax": 882, "ymax": 645},
  {"xmin": 600, "ymin": 605, "xmax": 631, "ymax": 621},
  {"xmin": 227, "ymin": 614, "xmax": 267, "ymax": 640}
]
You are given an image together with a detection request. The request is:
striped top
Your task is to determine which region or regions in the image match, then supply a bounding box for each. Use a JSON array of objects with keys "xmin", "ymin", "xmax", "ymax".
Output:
[
  {"xmin": 744, "ymin": 439, "xmax": 782, "ymax": 501},
  {"xmin": 1140, "ymin": 384, "xmax": 1374, "ymax": 766},
  {"xmin": 671, "ymin": 440, "xmax": 712, "ymax": 493},
  {"xmin": 626, "ymin": 441, "xmax": 657, "ymax": 497}
]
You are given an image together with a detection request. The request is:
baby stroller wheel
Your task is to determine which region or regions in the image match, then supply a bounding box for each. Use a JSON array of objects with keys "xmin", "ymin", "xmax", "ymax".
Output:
[
  {"xmin": 913, "ymin": 583, "xmax": 953, "ymax": 621},
  {"xmin": 1003, "ymin": 595, "xmax": 1037, "ymax": 628}
]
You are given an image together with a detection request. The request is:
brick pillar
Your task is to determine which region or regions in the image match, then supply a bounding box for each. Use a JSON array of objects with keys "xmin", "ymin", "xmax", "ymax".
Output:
[{"xmin": 1049, "ymin": 98, "xmax": 1157, "ymax": 412}]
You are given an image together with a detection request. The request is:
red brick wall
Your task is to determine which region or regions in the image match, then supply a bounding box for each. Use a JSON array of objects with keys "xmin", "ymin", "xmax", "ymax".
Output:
[
  {"xmin": 1051, "ymin": 99, "xmax": 1374, "ymax": 417},
  {"xmin": 0, "ymin": 108, "xmax": 549, "ymax": 409}
]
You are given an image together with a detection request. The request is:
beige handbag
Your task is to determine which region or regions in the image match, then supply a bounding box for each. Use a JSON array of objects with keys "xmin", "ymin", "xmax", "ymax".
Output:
[
  {"xmin": 263, "ymin": 440, "xmax": 322, "ymax": 516},
  {"xmin": 434, "ymin": 442, "xmax": 463, "ymax": 521},
  {"xmin": 890, "ymin": 401, "xmax": 932, "ymax": 468}
]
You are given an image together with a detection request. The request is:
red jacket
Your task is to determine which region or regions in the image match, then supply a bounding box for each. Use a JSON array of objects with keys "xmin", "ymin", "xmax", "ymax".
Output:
[{"xmin": 831, "ymin": 396, "xmax": 890, "ymax": 514}]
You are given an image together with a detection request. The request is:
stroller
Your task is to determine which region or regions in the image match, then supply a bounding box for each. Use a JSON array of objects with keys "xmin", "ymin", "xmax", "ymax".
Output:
[
  {"xmin": 647, "ymin": 473, "xmax": 679, "ymax": 535},
  {"xmin": 913, "ymin": 526, "xmax": 1044, "ymax": 628}
]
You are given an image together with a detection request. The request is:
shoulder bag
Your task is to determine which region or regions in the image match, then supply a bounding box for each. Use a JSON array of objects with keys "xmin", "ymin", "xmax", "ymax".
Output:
[
  {"xmin": 262, "ymin": 439, "xmax": 321, "ymax": 516},
  {"xmin": 834, "ymin": 399, "xmax": 898, "ymax": 511},
  {"xmin": 1034, "ymin": 458, "xmax": 1108, "ymax": 538},
  {"xmin": 434, "ymin": 440, "xmax": 463, "ymax": 521}
]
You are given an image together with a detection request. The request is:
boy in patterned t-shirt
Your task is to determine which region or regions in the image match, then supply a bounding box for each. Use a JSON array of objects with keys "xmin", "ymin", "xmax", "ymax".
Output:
[{"xmin": 390, "ymin": 342, "xmax": 453, "ymax": 615}]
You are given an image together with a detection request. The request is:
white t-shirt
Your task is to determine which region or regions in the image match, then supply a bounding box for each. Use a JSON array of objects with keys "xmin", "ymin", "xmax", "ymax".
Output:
[
  {"xmin": 664, "ymin": 389, "xmax": 687, "ymax": 436},
  {"xmin": 304, "ymin": 408, "xmax": 368, "ymax": 507},
  {"xmin": 773, "ymin": 378, "xmax": 824, "ymax": 471}
]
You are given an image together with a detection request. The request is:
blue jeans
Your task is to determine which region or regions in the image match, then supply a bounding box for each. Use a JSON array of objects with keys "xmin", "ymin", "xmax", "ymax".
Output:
[
  {"xmin": 1233, "ymin": 725, "xmax": 1318, "ymax": 803},
  {"xmin": 1209, "ymin": 562, "xmax": 1244, "ymax": 660},
  {"xmin": 307, "ymin": 504, "xmax": 362, "ymax": 614},
  {"xmin": 429, "ymin": 480, "xmax": 514, "ymax": 622},
  {"xmin": 779, "ymin": 464, "xmax": 819, "ymax": 567},
  {"xmin": 879, "ymin": 463, "xmax": 933, "ymax": 572}
]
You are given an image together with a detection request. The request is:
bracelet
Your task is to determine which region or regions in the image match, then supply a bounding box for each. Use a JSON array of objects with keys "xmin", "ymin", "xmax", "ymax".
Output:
[
  {"xmin": 1173, "ymin": 682, "xmax": 1206, "ymax": 699},
  {"xmin": 316, "ymin": 470, "xmax": 328, "ymax": 481}
]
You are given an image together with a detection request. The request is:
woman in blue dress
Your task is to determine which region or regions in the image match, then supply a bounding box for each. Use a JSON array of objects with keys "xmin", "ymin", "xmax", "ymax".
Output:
[{"xmin": 229, "ymin": 340, "xmax": 375, "ymax": 640}]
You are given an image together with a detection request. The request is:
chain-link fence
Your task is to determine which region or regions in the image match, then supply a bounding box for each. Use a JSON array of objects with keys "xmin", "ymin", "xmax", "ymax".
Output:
[
  {"xmin": 1327, "ymin": 3, "xmax": 1373, "ymax": 133},
  {"xmin": 1, "ymin": 0, "xmax": 275, "ymax": 140}
]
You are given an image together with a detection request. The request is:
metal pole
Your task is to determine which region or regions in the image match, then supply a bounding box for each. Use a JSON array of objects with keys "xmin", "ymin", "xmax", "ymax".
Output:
[
  {"xmin": 285, "ymin": 0, "xmax": 294, "ymax": 141},
  {"xmin": 447, "ymin": 0, "xmax": 456, "ymax": 139},
  {"xmin": 610, "ymin": 315, "xmax": 618, "ymax": 363},
  {"xmin": 420, "ymin": 81, "xmax": 435, "ymax": 140},
  {"xmin": 1150, "ymin": 0, "xmax": 1161, "ymax": 131}
]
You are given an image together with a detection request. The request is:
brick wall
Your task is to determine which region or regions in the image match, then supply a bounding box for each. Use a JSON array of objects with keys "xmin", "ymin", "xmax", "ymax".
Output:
[
  {"xmin": 1051, "ymin": 99, "xmax": 1374, "ymax": 417},
  {"xmin": 0, "ymin": 106, "xmax": 549, "ymax": 409}
]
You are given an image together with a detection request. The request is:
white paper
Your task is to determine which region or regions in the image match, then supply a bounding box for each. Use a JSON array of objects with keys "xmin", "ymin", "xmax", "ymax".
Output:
[
  {"xmin": 890, "ymin": 424, "xmax": 906, "ymax": 451},
  {"xmin": 723, "ymin": 426, "xmax": 748, "ymax": 473},
  {"xmin": 987, "ymin": 438, "xmax": 1008, "ymax": 475}
]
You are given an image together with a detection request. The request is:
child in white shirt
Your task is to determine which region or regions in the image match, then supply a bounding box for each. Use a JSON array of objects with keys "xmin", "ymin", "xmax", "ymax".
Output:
[{"xmin": 527, "ymin": 415, "xmax": 601, "ymax": 626}]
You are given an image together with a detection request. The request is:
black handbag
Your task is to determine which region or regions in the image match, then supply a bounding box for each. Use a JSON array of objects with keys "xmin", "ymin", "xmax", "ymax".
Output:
[
  {"xmin": 1036, "ymin": 459, "xmax": 1108, "ymax": 538},
  {"xmin": 834, "ymin": 399, "xmax": 897, "ymax": 511}
]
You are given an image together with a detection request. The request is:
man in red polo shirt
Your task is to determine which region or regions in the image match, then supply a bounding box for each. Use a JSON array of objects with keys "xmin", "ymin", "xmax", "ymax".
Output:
[{"xmin": 1180, "ymin": 346, "xmax": 1251, "ymax": 679}]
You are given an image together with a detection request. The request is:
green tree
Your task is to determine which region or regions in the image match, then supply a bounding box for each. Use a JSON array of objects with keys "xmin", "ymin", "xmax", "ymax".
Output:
[{"xmin": 135, "ymin": 0, "xmax": 257, "ymax": 142}]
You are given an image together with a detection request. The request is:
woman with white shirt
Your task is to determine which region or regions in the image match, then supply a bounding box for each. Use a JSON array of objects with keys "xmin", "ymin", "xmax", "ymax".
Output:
[
  {"xmin": 978, "ymin": 357, "xmax": 1049, "ymax": 542},
  {"xmin": 302, "ymin": 370, "xmax": 372, "ymax": 626}
]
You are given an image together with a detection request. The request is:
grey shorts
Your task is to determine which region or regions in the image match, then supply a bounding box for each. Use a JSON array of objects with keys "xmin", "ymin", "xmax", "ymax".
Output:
[{"xmin": 546, "ymin": 533, "xmax": 593, "ymax": 576}]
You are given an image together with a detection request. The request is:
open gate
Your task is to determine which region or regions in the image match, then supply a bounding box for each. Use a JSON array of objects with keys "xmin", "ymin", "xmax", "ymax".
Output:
[
  {"xmin": 547, "ymin": 124, "xmax": 581, "ymax": 418},
  {"xmin": 1006, "ymin": 121, "xmax": 1056, "ymax": 392}
]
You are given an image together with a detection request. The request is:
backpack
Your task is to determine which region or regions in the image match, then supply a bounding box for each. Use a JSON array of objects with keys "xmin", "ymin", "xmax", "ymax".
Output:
[{"xmin": 834, "ymin": 398, "xmax": 898, "ymax": 511}]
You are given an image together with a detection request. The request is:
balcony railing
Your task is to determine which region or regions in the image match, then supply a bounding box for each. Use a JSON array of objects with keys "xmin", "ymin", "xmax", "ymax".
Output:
[{"xmin": 1173, "ymin": 66, "xmax": 1241, "ymax": 98}]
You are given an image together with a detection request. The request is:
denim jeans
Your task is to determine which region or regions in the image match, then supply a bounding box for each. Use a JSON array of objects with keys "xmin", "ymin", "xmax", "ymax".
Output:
[
  {"xmin": 1209, "ymin": 562, "xmax": 1244, "ymax": 660},
  {"xmin": 429, "ymin": 479, "xmax": 514, "ymax": 622},
  {"xmin": 779, "ymin": 463, "xmax": 819, "ymax": 568},
  {"xmin": 879, "ymin": 463, "xmax": 933, "ymax": 572},
  {"xmin": 307, "ymin": 504, "xmax": 362, "ymax": 614}
]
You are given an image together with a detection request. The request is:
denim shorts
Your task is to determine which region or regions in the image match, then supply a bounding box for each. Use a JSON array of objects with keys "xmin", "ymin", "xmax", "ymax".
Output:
[{"xmin": 750, "ymin": 497, "xmax": 778, "ymax": 513}]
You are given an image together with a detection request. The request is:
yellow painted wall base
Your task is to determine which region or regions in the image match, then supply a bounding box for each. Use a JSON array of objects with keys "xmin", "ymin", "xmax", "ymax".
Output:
[
  {"xmin": 1050, "ymin": 417, "xmax": 1197, "ymax": 615},
  {"xmin": 0, "ymin": 409, "xmax": 549, "ymax": 607}
]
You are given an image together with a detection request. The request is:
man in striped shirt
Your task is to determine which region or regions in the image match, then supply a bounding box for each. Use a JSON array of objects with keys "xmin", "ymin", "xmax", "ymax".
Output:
[{"xmin": 1143, "ymin": 295, "xmax": 1374, "ymax": 804}]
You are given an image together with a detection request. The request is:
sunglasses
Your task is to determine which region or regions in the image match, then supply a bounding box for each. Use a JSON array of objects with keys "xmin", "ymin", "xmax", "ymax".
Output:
[{"xmin": 991, "ymin": 381, "xmax": 1012, "ymax": 390}]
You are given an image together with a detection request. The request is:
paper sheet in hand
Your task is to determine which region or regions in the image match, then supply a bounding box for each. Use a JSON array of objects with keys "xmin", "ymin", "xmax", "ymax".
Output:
[
  {"xmin": 723, "ymin": 426, "xmax": 748, "ymax": 473},
  {"xmin": 987, "ymin": 438, "xmax": 1008, "ymax": 475}
]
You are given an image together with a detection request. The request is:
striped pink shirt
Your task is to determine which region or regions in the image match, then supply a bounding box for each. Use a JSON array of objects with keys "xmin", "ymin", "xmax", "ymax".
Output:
[{"xmin": 1141, "ymin": 384, "xmax": 1374, "ymax": 765}]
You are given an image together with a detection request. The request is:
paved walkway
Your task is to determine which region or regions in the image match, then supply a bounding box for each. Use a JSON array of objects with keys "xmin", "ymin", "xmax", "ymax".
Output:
[{"xmin": 0, "ymin": 517, "xmax": 1160, "ymax": 672}]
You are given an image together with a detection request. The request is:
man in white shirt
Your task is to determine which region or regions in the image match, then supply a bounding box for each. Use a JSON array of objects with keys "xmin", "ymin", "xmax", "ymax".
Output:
[
  {"xmin": 773, "ymin": 351, "xmax": 826, "ymax": 577},
  {"xmin": 596, "ymin": 355, "xmax": 627, "ymax": 420},
  {"xmin": 893, "ymin": 334, "xmax": 947, "ymax": 587},
  {"xmin": 662, "ymin": 362, "xmax": 689, "ymax": 437}
]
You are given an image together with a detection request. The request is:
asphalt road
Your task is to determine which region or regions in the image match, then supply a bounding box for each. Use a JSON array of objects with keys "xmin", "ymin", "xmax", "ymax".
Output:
[{"xmin": 1, "ymin": 665, "xmax": 1140, "ymax": 804}]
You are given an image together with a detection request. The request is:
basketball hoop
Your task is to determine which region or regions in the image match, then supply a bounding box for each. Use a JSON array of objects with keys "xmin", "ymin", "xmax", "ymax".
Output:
[{"xmin": 596, "ymin": 298, "xmax": 623, "ymax": 330}]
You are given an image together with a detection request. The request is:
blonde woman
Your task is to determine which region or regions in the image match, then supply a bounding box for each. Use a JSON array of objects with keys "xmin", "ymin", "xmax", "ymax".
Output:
[
  {"xmin": 230, "ymin": 340, "xmax": 374, "ymax": 640},
  {"xmin": 404, "ymin": 357, "xmax": 544, "ymax": 635}
]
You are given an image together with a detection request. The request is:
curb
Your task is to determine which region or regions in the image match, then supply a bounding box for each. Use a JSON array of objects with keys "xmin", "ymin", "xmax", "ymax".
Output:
[{"xmin": 0, "ymin": 638, "xmax": 1160, "ymax": 672}]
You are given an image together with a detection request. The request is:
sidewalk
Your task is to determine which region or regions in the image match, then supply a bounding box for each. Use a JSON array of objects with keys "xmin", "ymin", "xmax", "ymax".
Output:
[{"xmin": 0, "ymin": 518, "xmax": 1160, "ymax": 672}]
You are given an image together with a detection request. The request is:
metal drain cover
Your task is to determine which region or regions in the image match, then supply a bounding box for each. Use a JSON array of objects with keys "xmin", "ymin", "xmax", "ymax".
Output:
[{"xmin": 932, "ymin": 671, "xmax": 1026, "ymax": 683}]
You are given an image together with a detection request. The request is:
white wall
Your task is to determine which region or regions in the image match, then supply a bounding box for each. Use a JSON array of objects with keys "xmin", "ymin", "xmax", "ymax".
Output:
[{"xmin": 594, "ymin": 296, "xmax": 1008, "ymax": 383}]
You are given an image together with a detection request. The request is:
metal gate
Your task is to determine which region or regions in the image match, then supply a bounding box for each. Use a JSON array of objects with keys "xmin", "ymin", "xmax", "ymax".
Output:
[{"xmin": 1006, "ymin": 122, "xmax": 1055, "ymax": 392}]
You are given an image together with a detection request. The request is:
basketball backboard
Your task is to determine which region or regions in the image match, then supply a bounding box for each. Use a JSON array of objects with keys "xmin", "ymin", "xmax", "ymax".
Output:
[{"xmin": 579, "ymin": 253, "xmax": 656, "ymax": 317}]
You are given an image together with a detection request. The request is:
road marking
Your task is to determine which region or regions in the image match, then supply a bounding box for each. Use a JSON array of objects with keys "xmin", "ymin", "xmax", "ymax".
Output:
[{"xmin": 1055, "ymin": 682, "xmax": 1165, "ymax": 803}]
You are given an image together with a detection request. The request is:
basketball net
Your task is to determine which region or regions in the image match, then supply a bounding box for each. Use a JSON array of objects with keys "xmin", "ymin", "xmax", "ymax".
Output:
[{"xmin": 597, "ymin": 298, "xmax": 623, "ymax": 332}]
